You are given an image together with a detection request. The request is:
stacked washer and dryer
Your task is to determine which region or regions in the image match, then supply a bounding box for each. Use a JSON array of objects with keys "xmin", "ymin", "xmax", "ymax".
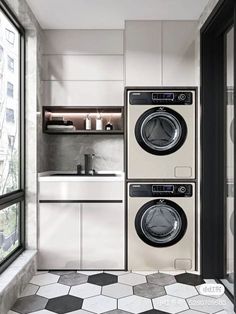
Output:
[{"xmin": 126, "ymin": 88, "xmax": 197, "ymax": 270}]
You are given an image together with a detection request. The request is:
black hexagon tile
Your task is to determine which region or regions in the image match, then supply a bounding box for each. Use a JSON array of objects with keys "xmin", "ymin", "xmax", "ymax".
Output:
[
  {"xmin": 175, "ymin": 273, "xmax": 205, "ymax": 286},
  {"xmin": 46, "ymin": 295, "xmax": 83, "ymax": 314},
  {"xmin": 88, "ymin": 272, "xmax": 118, "ymax": 286},
  {"xmin": 12, "ymin": 295, "xmax": 48, "ymax": 314},
  {"xmin": 140, "ymin": 310, "xmax": 171, "ymax": 314}
]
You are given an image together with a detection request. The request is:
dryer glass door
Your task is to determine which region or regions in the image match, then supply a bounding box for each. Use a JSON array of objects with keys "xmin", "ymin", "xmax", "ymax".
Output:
[
  {"xmin": 135, "ymin": 200, "xmax": 187, "ymax": 247},
  {"xmin": 135, "ymin": 108, "xmax": 187, "ymax": 155}
]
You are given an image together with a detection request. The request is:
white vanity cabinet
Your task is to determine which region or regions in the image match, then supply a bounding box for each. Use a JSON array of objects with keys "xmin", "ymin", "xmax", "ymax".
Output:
[
  {"xmin": 38, "ymin": 172, "xmax": 125, "ymax": 270},
  {"xmin": 81, "ymin": 202, "xmax": 124, "ymax": 269},
  {"xmin": 38, "ymin": 202, "xmax": 81, "ymax": 269}
]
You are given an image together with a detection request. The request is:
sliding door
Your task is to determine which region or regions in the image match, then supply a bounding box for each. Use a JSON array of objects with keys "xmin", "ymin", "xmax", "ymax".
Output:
[{"xmin": 0, "ymin": 1, "xmax": 25, "ymax": 273}]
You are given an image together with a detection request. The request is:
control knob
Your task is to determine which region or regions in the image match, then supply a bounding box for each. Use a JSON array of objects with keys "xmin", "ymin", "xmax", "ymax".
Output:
[
  {"xmin": 178, "ymin": 186, "xmax": 186, "ymax": 193},
  {"xmin": 178, "ymin": 93, "xmax": 186, "ymax": 101}
]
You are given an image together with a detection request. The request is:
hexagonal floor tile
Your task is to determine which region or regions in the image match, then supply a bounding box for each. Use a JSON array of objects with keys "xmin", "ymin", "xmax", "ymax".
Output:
[
  {"xmin": 88, "ymin": 273, "xmax": 118, "ymax": 286},
  {"xmin": 37, "ymin": 283, "xmax": 70, "ymax": 298},
  {"xmin": 59, "ymin": 273, "xmax": 88, "ymax": 286},
  {"xmin": 70, "ymin": 283, "xmax": 101, "ymax": 298},
  {"xmin": 82, "ymin": 295, "xmax": 116, "ymax": 313},
  {"xmin": 118, "ymin": 295, "xmax": 153, "ymax": 314},
  {"xmin": 30, "ymin": 273, "xmax": 59, "ymax": 286},
  {"xmin": 102, "ymin": 283, "xmax": 133, "ymax": 298},
  {"xmin": 20, "ymin": 283, "xmax": 39, "ymax": 297},
  {"xmin": 147, "ymin": 273, "xmax": 176, "ymax": 286},
  {"xmin": 132, "ymin": 271, "xmax": 158, "ymax": 276},
  {"xmin": 105, "ymin": 271, "xmax": 130, "ymax": 276},
  {"xmin": 46, "ymin": 295, "xmax": 83, "ymax": 314},
  {"xmin": 12, "ymin": 295, "xmax": 48, "ymax": 314},
  {"xmin": 139, "ymin": 311, "xmax": 171, "ymax": 314},
  {"xmin": 153, "ymin": 295, "xmax": 188, "ymax": 313},
  {"xmin": 187, "ymin": 295, "xmax": 226, "ymax": 313},
  {"xmin": 165, "ymin": 283, "xmax": 198, "ymax": 298},
  {"xmin": 104, "ymin": 310, "xmax": 133, "ymax": 314},
  {"xmin": 175, "ymin": 273, "xmax": 205, "ymax": 286},
  {"xmin": 118, "ymin": 273, "xmax": 146, "ymax": 286},
  {"xmin": 134, "ymin": 283, "xmax": 165, "ymax": 299},
  {"xmin": 66, "ymin": 310, "xmax": 95, "ymax": 314},
  {"xmin": 180, "ymin": 311, "xmax": 208, "ymax": 314}
]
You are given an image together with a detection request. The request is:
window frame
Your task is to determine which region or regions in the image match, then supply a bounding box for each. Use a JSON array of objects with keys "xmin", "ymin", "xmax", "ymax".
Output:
[{"xmin": 0, "ymin": 0, "xmax": 25, "ymax": 274}]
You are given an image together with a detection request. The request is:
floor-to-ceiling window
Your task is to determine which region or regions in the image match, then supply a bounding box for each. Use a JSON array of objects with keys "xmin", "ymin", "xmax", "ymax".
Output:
[{"xmin": 0, "ymin": 1, "xmax": 25, "ymax": 273}]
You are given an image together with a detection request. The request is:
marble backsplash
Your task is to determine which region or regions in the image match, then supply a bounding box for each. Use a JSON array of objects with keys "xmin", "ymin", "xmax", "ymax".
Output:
[{"xmin": 40, "ymin": 134, "xmax": 124, "ymax": 172}]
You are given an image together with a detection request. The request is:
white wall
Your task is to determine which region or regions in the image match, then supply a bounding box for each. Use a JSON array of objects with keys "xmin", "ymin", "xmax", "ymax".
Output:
[{"xmin": 42, "ymin": 30, "xmax": 124, "ymax": 106}]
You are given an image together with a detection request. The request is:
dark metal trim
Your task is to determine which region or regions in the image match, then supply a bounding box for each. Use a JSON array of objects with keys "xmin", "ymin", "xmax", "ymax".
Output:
[
  {"xmin": 0, "ymin": 2, "xmax": 26, "ymax": 274},
  {"xmin": 200, "ymin": 0, "xmax": 236, "ymax": 306},
  {"xmin": 39, "ymin": 200, "xmax": 123, "ymax": 203}
]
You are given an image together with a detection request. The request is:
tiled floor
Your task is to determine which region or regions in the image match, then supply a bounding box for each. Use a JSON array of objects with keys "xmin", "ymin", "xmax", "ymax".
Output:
[{"xmin": 9, "ymin": 271, "xmax": 234, "ymax": 314}]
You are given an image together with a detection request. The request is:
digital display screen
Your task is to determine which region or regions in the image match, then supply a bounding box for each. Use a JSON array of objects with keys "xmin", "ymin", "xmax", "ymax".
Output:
[
  {"xmin": 152, "ymin": 185, "xmax": 174, "ymax": 193},
  {"xmin": 152, "ymin": 93, "xmax": 174, "ymax": 101}
]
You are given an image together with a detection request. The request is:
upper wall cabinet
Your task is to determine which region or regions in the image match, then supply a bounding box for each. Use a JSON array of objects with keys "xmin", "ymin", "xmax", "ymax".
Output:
[
  {"xmin": 125, "ymin": 21, "xmax": 162, "ymax": 86},
  {"xmin": 125, "ymin": 21, "xmax": 197, "ymax": 87},
  {"xmin": 162, "ymin": 21, "xmax": 197, "ymax": 86}
]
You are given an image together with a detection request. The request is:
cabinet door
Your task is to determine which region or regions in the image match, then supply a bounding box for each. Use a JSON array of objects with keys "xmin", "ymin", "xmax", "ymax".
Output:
[
  {"xmin": 162, "ymin": 21, "xmax": 197, "ymax": 86},
  {"xmin": 38, "ymin": 203, "xmax": 80, "ymax": 269},
  {"xmin": 125, "ymin": 21, "xmax": 162, "ymax": 86},
  {"xmin": 81, "ymin": 202, "xmax": 125, "ymax": 269}
]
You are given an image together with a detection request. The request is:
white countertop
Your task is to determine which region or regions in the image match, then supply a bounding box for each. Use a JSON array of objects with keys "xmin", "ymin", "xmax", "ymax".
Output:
[{"xmin": 38, "ymin": 171, "xmax": 125, "ymax": 182}]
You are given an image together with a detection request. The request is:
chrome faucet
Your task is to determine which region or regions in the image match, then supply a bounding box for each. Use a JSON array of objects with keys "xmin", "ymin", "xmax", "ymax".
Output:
[{"xmin": 84, "ymin": 154, "xmax": 95, "ymax": 175}]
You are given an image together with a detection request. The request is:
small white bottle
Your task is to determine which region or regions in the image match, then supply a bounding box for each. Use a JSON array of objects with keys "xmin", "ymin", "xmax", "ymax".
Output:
[
  {"xmin": 96, "ymin": 114, "xmax": 103, "ymax": 130},
  {"xmin": 85, "ymin": 114, "xmax": 91, "ymax": 130}
]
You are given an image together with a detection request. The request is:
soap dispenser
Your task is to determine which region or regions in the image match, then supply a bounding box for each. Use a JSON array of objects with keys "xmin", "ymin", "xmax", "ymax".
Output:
[
  {"xmin": 85, "ymin": 114, "xmax": 91, "ymax": 130},
  {"xmin": 96, "ymin": 113, "xmax": 103, "ymax": 130}
]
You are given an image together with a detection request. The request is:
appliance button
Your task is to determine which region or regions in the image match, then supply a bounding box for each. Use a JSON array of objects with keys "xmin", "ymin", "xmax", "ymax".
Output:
[
  {"xmin": 178, "ymin": 93, "xmax": 186, "ymax": 101},
  {"xmin": 178, "ymin": 186, "xmax": 187, "ymax": 193}
]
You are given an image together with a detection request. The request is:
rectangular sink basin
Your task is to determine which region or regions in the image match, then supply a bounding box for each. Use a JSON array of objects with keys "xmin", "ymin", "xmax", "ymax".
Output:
[{"xmin": 50, "ymin": 173, "xmax": 117, "ymax": 177}]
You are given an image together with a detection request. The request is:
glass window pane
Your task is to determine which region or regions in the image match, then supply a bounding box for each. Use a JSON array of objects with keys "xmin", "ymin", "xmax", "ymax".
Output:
[
  {"xmin": 0, "ymin": 9, "xmax": 20, "ymax": 195},
  {"xmin": 0, "ymin": 202, "xmax": 20, "ymax": 263}
]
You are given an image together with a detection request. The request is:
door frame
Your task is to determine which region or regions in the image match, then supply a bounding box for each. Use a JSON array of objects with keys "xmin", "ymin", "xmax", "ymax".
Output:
[{"xmin": 200, "ymin": 0, "xmax": 236, "ymax": 303}]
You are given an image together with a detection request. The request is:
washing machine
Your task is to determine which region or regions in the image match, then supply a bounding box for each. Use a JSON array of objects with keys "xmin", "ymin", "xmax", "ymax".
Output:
[
  {"xmin": 126, "ymin": 88, "xmax": 196, "ymax": 180},
  {"xmin": 128, "ymin": 182, "xmax": 195, "ymax": 270}
]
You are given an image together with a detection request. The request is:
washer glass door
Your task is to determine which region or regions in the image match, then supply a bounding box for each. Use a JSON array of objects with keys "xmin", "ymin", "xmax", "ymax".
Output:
[
  {"xmin": 135, "ymin": 200, "xmax": 187, "ymax": 247},
  {"xmin": 135, "ymin": 107, "xmax": 187, "ymax": 155}
]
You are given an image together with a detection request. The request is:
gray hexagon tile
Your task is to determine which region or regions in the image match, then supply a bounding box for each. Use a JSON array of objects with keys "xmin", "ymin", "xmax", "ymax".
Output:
[
  {"xmin": 153, "ymin": 295, "xmax": 189, "ymax": 313},
  {"xmin": 82, "ymin": 295, "xmax": 117, "ymax": 313},
  {"xmin": 132, "ymin": 271, "xmax": 159, "ymax": 276},
  {"xmin": 50, "ymin": 270, "xmax": 76, "ymax": 276},
  {"xmin": 12, "ymin": 295, "xmax": 48, "ymax": 314},
  {"xmin": 70, "ymin": 283, "xmax": 101, "ymax": 298},
  {"xmin": 118, "ymin": 295, "xmax": 153, "ymax": 314},
  {"xmin": 187, "ymin": 295, "xmax": 225, "ymax": 313},
  {"xmin": 134, "ymin": 283, "xmax": 166, "ymax": 299},
  {"xmin": 102, "ymin": 283, "xmax": 133, "ymax": 298},
  {"xmin": 104, "ymin": 310, "xmax": 133, "ymax": 314},
  {"xmin": 88, "ymin": 273, "xmax": 118, "ymax": 286},
  {"xmin": 30, "ymin": 273, "xmax": 60, "ymax": 286},
  {"xmin": 46, "ymin": 295, "xmax": 83, "ymax": 314},
  {"xmin": 20, "ymin": 283, "xmax": 39, "ymax": 297},
  {"xmin": 165, "ymin": 283, "xmax": 198, "ymax": 298},
  {"xmin": 147, "ymin": 273, "xmax": 176, "ymax": 286},
  {"xmin": 118, "ymin": 273, "xmax": 147, "ymax": 286},
  {"xmin": 37, "ymin": 283, "xmax": 70, "ymax": 298},
  {"xmin": 58, "ymin": 273, "xmax": 88, "ymax": 286}
]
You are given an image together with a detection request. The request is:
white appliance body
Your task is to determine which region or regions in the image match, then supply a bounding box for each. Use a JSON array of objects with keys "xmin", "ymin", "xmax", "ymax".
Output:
[
  {"xmin": 128, "ymin": 182, "xmax": 195, "ymax": 270},
  {"xmin": 127, "ymin": 89, "xmax": 196, "ymax": 180}
]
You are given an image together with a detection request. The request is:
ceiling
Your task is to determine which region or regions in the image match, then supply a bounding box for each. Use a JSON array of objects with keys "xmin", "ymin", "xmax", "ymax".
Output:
[{"xmin": 26, "ymin": 0, "xmax": 209, "ymax": 29}]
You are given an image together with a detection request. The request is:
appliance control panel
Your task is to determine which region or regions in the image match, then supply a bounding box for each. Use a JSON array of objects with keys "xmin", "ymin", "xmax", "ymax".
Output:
[
  {"xmin": 129, "ymin": 91, "xmax": 193, "ymax": 105},
  {"xmin": 129, "ymin": 184, "xmax": 192, "ymax": 197}
]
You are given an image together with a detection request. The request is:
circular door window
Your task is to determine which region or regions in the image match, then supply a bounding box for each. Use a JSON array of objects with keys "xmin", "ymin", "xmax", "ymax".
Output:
[
  {"xmin": 135, "ymin": 199, "xmax": 187, "ymax": 247},
  {"xmin": 135, "ymin": 107, "xmax": 187, "ymax": 155}
]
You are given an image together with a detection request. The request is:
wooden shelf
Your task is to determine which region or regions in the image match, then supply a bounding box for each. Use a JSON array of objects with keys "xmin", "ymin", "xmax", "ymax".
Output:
[{"xmin": 43, "ymin": 106, "xmax": 124, "ymax": 135}]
